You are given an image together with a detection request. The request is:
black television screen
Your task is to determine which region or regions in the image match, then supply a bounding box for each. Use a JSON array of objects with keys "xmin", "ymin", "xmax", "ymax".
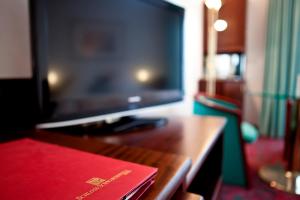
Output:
[{"xmin": 31, "ymin": 0, "xmax": 184, "ymax": 128}]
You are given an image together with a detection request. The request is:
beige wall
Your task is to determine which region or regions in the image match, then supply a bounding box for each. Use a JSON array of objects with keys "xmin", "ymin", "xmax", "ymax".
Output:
[
  {"xmin": 0, "ymin": 0, "xmax": 31, "ymax": 78},
  {"xmin": 169, "ymin": 0, "xmax": 203, "ymax": 115},
  {"xmin": 244, "ymin": 0, "xmax": 269, "ymax": 125}
]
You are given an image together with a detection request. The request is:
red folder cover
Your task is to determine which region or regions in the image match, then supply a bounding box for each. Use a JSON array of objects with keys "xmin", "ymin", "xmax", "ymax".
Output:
[{"xmin": 0, "ymin": 139, "xmax": 157, "ymax": 200}]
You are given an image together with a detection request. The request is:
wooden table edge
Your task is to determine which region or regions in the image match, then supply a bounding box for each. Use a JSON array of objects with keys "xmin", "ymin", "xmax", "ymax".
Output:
[
  {"xmin": 185, "ymin": 119, "xmax": 226, "ymax": 187},
  {"xmin": 156, "ymin": 158, "xmax": 192, "ymax": 200}
]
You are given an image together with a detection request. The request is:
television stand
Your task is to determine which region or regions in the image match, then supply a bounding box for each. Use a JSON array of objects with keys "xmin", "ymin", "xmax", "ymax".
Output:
[
  {"xmin": 49, "ymin": 116, "xmax": 168, "ymax": 135},
  {"xmin": 102, "ymin": 116, "xmax": 168, "ymax": 133}
]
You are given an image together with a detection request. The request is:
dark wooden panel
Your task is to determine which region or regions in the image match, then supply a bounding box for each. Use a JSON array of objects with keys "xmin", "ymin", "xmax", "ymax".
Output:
[
  {"xmin": 203, "ymin": 0, "xmax": 246, "ymax": 53},
  {"xmin": 284, "ymin": 99, "xmax": 296, "ymax": 169},
  {"xmin": 292, "ymin": 100, "xmax": 300, "ymax": 171}
]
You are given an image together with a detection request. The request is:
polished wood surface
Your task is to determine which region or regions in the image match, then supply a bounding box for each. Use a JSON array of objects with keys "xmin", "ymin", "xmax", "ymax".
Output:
[
  {"xmin": 30, "ymin": 116, "xmax": 225, "ymax": 199},
  {"xmin": 58, "ymin": 116, "xmax": 226, "ymax": 199},
  {"xmin": 27, "ymin": 131, "xmax": 192, "ymax": 200},
  {"xmin": 88, "ymin": 116, "xmax": 226, "ymax": 187},
  {"xmin": 173, "ymin": 190, "xmax": 204, "ymax": 200}
]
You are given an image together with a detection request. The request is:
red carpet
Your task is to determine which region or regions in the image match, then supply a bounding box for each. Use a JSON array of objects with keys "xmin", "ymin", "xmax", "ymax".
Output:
[{"xmin": 219, "ymin": 138, "xmax": 300, "ymax": 200}]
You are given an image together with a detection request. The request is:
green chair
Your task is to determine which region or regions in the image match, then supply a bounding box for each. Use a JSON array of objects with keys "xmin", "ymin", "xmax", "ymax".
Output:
[
  {"xmin": 194, "ymin": 93, "xmax": 249, "ymax": 187},
  {"xmin": 196, "ymin": 94, "xmax": 258, "ymax": 143}
]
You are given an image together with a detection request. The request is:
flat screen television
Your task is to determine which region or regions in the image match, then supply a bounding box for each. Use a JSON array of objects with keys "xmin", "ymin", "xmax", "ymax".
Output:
[{"xmin": 31, "ymin": 0, "xmax": 184, "ymax": 129}]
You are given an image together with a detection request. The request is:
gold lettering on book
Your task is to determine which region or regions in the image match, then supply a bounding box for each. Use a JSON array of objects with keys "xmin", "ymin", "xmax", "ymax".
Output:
[
  {"xmin": 75, "ymin": 169, "xmax": 132, "ymax": 200},
  {"xmin": 86, "ymin": 178, "xmax": 106, "ymax": 186}
]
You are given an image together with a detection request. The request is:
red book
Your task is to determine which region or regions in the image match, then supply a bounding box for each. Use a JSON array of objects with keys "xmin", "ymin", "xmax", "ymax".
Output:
[{"xmin": 0, "ymin": 139, "xmax": 157, "ymax": 200}]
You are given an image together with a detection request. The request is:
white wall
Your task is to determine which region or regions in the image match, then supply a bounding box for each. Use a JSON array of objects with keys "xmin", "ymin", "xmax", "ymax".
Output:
[
  {"xmin": 0, "ymin": 0, "xmax": 203, "ymax": 116},
  {"xmin": 0, "ymin": 0, "xmax": 32, "ymax": 78},
  {"xmin": 244, "ymin": 0, "xmax": 269, "ymax": 125},
  {"xmin": 143, "ymin": 0, "xmax": 203, "ymax": 117},
  {"xmin": 156, "ymin": 0, "xmax": 203, "ymax": 116}
]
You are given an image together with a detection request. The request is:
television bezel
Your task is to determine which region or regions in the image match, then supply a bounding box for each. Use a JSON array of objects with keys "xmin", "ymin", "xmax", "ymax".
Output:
[{"xmin": 30, "ymin": 0, "xmax": 185, "ymax": 129}]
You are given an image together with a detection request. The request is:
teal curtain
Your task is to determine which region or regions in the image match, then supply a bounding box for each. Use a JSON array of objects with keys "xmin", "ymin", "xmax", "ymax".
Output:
[{"xmin": 260, "ymin": 0, "xmax": 300, "ymax": 138}]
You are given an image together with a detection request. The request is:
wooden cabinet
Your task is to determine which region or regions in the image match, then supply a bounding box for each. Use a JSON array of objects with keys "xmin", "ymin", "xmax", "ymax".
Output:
[
  {"xmin": 203, "ymin": 0, "xmax": 246, "ymax": 53},
  {"xmin": 198, "ymin": 78, "xmax": 245, "ymax": 111}
]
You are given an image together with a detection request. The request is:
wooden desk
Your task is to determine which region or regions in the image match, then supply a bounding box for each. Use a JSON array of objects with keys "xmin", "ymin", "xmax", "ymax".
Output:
[
  {"xmin": 0, "ymin": 116, "xmax": 224, "ymax": 199},
  {"xmin": 52, "ymin": 116, "xmax": 226, "ymax": 199},
  {"xmin": 26, "ymin": 131, "xmax": 192, "ymax": 200}
]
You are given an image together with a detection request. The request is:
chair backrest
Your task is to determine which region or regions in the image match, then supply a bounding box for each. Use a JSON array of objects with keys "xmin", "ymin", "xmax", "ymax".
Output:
[
  {"xmin": 205, "ymin": 96, "xmax": 239, "ymax": 110},
  {"xmin": 194, "ymin": 94, "xmax": 249, "ymax": 187}
]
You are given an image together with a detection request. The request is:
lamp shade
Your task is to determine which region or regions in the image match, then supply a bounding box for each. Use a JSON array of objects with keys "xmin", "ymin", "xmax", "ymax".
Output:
[
  {"xmin": 214, "ymin": 19, "xmax": 228, "ymax": 32},
  {"xmin": 204, "ymin": 0, "xmax": 222, "ymax": 10}
]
